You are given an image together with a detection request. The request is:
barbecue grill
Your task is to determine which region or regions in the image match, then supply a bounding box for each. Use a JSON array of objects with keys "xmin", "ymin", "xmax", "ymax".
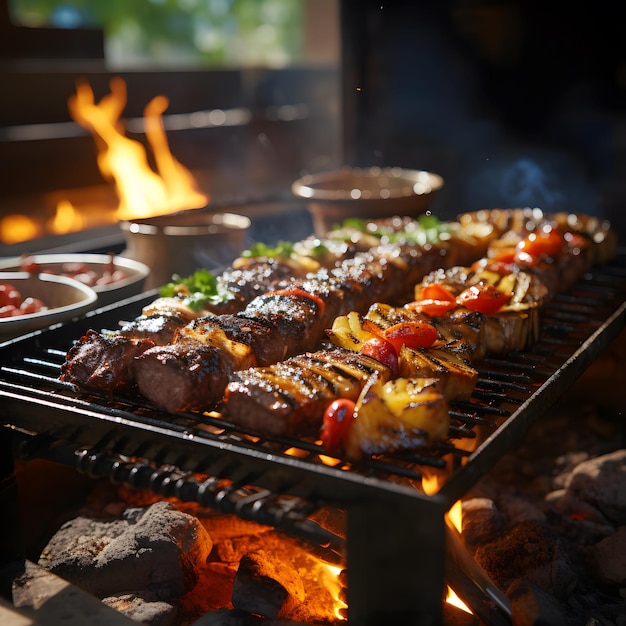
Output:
[{"xmin": 1, "ymin": 251, "xmax": 625, "ymax": 625}]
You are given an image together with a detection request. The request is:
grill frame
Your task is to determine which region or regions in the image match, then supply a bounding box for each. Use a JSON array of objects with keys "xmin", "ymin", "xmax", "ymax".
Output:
[{"xmin": 1, "ymin": 251, "xmax": 625, "ymax": 624}]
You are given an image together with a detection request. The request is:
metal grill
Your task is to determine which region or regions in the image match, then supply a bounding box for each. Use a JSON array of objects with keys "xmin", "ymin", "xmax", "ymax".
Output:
[{"xmin": 1, "ymin": 252, "xmax": 625, "ymax": 624}]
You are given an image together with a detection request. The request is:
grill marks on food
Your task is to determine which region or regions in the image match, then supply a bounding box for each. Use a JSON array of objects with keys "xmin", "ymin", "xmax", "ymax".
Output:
[
  {"xmin": 222, "ymin": 349, "xmax": 390, "ymax": 437},
  {"xmin": 132, "ymin": 247, "xmax": 432, "ymax": 412},
  {"xmin": 60, "ymin": 330, "xmax": 155, "ymax": 394}
]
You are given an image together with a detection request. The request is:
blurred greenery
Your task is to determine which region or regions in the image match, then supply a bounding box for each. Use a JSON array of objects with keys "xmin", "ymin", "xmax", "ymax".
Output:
[{"xmin": 8, "ymin": 0, "xmax": 304, "ymax": 68}]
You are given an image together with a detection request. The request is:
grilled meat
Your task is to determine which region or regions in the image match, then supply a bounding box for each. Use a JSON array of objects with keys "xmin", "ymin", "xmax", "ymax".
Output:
[
  {"xmin": 133, "ymin": 245, "xmax": 437, "ymax": 412},
  {"xmin": 60, "ymin": 330, "xmax": 155, "ymax": 393},
  {"xmin": 208, "ymin": 258, "xmax": 295, "ymax": 314},
  {"xmin": 221, "ymin": 348, "xmax": 391, "ymax": 437}
]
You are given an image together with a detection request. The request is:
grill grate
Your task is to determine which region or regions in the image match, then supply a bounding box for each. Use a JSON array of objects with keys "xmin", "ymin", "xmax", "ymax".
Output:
[{"xmin": 2, "ymin": 252, "xmax": 625, "ymax": 624}]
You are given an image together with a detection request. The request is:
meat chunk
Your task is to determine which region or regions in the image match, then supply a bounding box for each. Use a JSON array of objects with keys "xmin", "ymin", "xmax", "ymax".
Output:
[
  {"xmin": 60, "ymin": 330, "xmax": 155, "ymax": 393},
  {"xmin": 221, "ymin": 348, "xmax": 390, "ymax": 437}
]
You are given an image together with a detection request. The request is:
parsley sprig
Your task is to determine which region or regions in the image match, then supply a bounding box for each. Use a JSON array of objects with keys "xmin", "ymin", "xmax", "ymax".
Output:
[{"xmin": 159, "ymin": 268, "xmax": 231, "ymax": 311}]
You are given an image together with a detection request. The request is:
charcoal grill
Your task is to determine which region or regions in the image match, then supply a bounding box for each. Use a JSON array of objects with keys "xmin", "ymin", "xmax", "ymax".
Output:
[{"xmin": 1, "ymin": 252, "xmax": 626, "ymax": 625}]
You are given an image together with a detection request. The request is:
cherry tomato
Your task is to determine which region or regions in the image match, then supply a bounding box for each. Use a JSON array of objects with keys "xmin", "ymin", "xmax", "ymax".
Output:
[
  {"xmin": 19, "ymin": 297, "xmax": 45, "ymax": 315},
  {"xmin": 360, "ymin": 336, "xmax": 399, "ymax": 376},
  {"xmin": 456, "ymin": 284, "xmax": 511, "ymax": 315},
  {"xmin": 418, "ymin": 283, "xmax": 456, "ymax": 303},
  {"xmin": 472, "ymin": 251, "xmax": 517, "ymax": 275},
  {"xmin": 0, "ymin": 284, "xmax": 22, "ymax": 308},
  {"xmin": 321, "ymin": 398, "xmax": 356, "ymax": 452},
  {"xmin": 383, "ymin": 321, "xmax": 438, "ymax": 352},
  {"xmin": 20, "ymin": 256, "xmax": 40, "ymax": 273},
  {"xmin": 406, "ymin": 298, "xmax": 457, "ymax": 317},
  {"xmin": 0, "ymin": 305, "xmax": 19, "ymax": 318},
  {"xmin": 514, "ymin": 227, "xmax": 563, "ymax": 266}
]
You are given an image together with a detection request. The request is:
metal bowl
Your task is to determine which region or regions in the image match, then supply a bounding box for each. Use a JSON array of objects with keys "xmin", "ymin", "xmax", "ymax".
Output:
[
  {"xmin": 120, "ymin": 211, "xmax": 251, "ymax": 290},
  {"xmin": 292, "ymin": 166, "xmax": 444, "ymax": 235},
  {"xmin": 0, "ymin": 272, "xmax": 97, "ymax": 342},
  {"xmin": 0, "ymin": 254, "xmax": 150, "ymax": 307}
]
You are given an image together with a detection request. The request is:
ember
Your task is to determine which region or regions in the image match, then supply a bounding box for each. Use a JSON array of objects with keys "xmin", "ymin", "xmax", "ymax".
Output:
[{"xmin": 11, "ymin": 482, "xmax": 347, "ymax": 625}]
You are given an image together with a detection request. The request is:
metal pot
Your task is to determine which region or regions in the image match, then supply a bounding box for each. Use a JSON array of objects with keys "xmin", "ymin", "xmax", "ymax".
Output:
[{"xmin": 120, "ymin": 210, "xmax": 251, "ymax": 290}]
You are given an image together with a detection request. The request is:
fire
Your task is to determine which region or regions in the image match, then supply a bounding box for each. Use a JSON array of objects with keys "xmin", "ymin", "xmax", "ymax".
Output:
[
  {"xmin": 68, "ymin": 77, "xmax": 208, "ymax": 221},
  {"xmin": 48, "ymin": 200, "xmax": 87, "ymax": 235},
  {"xmin": 0, "ymin": 214, "xmax": 42, "ymax": 244},
  {"xmin": 422, "ymin": 472, "xmax": 473, "ymax": 616},
  {"xmin": 317, "ymin": 562, "xmax": 347, "ymax": 621}
]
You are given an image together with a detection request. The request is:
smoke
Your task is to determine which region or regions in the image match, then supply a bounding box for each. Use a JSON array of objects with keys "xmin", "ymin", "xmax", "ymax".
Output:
[{"xmin": 465, "ymin": 148, "xmax": 600, "ymax": 215}]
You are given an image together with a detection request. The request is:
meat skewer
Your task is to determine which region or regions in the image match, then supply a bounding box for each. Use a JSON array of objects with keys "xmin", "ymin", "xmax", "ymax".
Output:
[
  {"xmin": 130, "ymin": 242, "xmax": 450, "ymax": 412},
  {"xmin": 220, "ymin": 210, "xmax": 616, "ymax": 458},
  {"xmin": 61, "ymin": 215, "xmax": 496, "ymax": 399}
]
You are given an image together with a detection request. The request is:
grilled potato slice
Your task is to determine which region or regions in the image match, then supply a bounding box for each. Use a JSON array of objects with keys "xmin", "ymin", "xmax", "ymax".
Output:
[{"xmin": 345, "ymin": 376, "xmax": 449, "ymax": 459}]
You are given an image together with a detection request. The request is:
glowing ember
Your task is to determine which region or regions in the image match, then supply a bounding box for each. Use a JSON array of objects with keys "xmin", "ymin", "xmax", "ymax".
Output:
[
  {"xmin": 48, "ymin": 200, "xmax": 87, "ymax": 235},
  {"xmin": 68, "ymin": 77, "xmax": 208, "ymax": 221},
  {"xmin": 0, "ymin": 214, "xmax": 42, "ymax": 244}
]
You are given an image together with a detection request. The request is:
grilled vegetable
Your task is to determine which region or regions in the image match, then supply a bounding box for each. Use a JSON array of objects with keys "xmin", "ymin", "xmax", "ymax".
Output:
[
  {"xmin": 360, "ymin": 336, "xmax": 399, "ymax": 376},
  {"xmin": 344, "ymin": 376, "xmax": 449, "ymax": 459},
  {"xmin": 321, "ymin": 398, "xmax": 357, "ymax": 452},
  {"xmin": 456, "ymin": 283, "xmax": 511, "ymax": 315},
  {"xmin": 326, "ymin": 311, "xmax": 377, "ymax": 351},
  {"xmin": 397, "ymin": 345, "xmax": 478, "ymax": 401}
]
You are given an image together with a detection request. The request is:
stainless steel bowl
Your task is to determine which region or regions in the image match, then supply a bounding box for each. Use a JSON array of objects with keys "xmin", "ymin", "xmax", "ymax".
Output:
[
  {"xmin": 120, "ymin": 210, "xmax": 251, "ymax": 290},
  {"xmin": 292, "ymin": 166, "xmax": 444, "ymax": 236}
]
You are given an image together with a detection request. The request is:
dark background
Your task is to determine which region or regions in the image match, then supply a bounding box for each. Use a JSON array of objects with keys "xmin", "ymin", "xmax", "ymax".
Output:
[{"xmin": 340, "ymin": 0, "xmax": 626, "ymax": 236}]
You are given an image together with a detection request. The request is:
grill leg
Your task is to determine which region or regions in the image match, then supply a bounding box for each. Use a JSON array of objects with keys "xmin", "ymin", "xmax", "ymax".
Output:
[
  {"xmin": 0, "ymin": 427, "xmax": 23, "ymax": 599},
  {"xmin": 346, "ymin": 495, "xmax": 447, "ymax": 625}
]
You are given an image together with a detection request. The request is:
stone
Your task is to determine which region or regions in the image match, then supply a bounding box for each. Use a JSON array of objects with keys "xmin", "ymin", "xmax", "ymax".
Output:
[
  {"xmin": 507, "ymin": 578, "xmax": 568, "ymax": 626},
  {"xmin": 461, "ymin": 498, "xmax": 504, "ymax": 545},
  {"xmin": 102, "ymin": 592, "xmax": 178, "ymax": 626},
  {"xmin": 592, "ymin": 525, "xmax": 626, "ymax": 586},
  {"xmin": 38, "ymin": 501, "xmax": 213, "ymax": 601},
  {"xmin": 564, "ymin": 450, "xmax": 626, "ymax": 526},
  {"xmin": 231, "ymin": 550, "xmax": 305, "ymax": 619}
]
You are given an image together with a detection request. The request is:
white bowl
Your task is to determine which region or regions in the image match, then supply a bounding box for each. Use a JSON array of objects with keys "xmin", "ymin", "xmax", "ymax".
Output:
[
  {"xmin": 0, "ymin": 254, "xmax": 150, "ymax": 307},
  {"xmin": 292, "ymin": 166, "xmax": 444, "ymax": 236},
  {"xmin": 0, "ymin": 272, "xmax": 98, "ymax": 342}
]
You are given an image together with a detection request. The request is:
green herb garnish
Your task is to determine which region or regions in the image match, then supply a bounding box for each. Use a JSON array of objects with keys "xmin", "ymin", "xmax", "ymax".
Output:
[
  {"xmin": 159, "ymin": 268, "xmax": 231, "ymax": 311},
  {"xmin": 241, "ymin": 240, "xmax": 296, "ymax": 259}
]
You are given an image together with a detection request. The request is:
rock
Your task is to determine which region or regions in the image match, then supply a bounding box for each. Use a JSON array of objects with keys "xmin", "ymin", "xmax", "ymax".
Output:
[
  {"xmin": 563, "ymin": 450, "xmax": 626, "ymax": 526},
  {"xmin": 473, "ymin": 521, "xmax": 570, "ymax": 594},
  {"xmin": 102, "ymin": 591, "xmax": 178, "ymax": 626},
  {"xmin": 592, "ymin": 525, "xmax": 626, "ymax": 586},
  {"xmin": 11, "ymin": 559, "xmax": 136, "ymax": 624},
  {"xmin": 461, "ymin": 498, "xmax": 504, "ymax": 545},
  {"xmin": 507, "ymin": 578, "xmax": 568, "ymax": 626},
  {"xmin": 231, "ymin": 550, "xmax": 305, "ymax": 619},
  {"xmin": 38, "ymin": 501, "xmax": 213, "ymax": 601}
]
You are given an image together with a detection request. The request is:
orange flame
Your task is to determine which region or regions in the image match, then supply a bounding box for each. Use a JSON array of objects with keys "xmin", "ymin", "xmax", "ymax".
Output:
[
  {"xmin": 422, "ymin": 473, "xmax": 473, "ymax": 616},
  {"xmin": 68, "ymin": 77, "xmax": 208, "ymax": 221},
  {"xmin": 48, "ymin": 200, "xmax": 87, "ymax": 235},
  {"xmin": 318, "ymin": 562, "xmax": 347, "ymax": 621},
  {"xmin": 0, "ymin": 214, "xmax": 42, "ymax": 244}
]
